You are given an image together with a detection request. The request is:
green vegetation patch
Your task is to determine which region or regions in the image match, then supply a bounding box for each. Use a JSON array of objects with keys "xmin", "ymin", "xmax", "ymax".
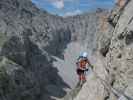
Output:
[
  {"xmin": 0, "ymin": 59, "xmax": 10, "ymax": 94},
  {"xmin": 0, "ymin": 57, "xmax": 16, "ymax": 94},
  {"xmin": 0, "ymin": 32, "xmax": 7, "ymax": 47}
]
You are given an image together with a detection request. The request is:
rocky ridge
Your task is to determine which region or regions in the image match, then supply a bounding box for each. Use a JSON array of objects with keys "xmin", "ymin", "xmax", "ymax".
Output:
[
  {"xmin": 70, "ymin": 0, "xmax": 133, "ymax": 100},
  {"xmin": 0, "ymin": 0, "xmax": 110, "ymax": 100},
  {"xmin": 2, "ymin": 0, "xmax": 133, "ymax": 100}
]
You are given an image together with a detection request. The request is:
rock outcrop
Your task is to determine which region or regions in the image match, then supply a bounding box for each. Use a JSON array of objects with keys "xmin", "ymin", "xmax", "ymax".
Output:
[
  {"xmin": 106, "ymin": 0, "xmax": 133, "ymax": 99},
  {"xmin": 2, "ymin": 0, "xmax": 133, "ymax": 100},
  {"xmin": 0, "ymin": 0, "xmax": 109, "ymax": 100},
  {"xmin": 72, "ymin": 0, "xmax": 133, "ymax": 100}
]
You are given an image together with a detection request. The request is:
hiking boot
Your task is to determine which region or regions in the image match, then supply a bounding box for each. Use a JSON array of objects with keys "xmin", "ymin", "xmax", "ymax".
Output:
[{"xmin": 83, "ymin": 80, "xmax": 87, "ymax": 84}]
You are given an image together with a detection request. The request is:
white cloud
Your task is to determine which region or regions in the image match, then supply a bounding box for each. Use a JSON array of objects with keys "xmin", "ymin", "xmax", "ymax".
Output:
[
  {"xmin": 48, "ymin": 0, "xmax": 64, "ymax": 9},
  {"xmin": 48, "ymin": 0, "xmax": 78, "ymax": 9},
  {"xmin": 64, "ymin": 9, "xmax": 82, "ymax": 17}
]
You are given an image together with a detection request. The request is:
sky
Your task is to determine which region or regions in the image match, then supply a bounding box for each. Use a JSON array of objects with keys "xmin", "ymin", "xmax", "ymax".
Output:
[{"xmin": 32, "ymin": 0, "xmax": 115, "ymax": 16}]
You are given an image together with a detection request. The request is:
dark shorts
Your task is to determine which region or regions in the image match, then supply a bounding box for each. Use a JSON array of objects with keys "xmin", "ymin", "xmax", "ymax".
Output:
[{"xmin": 76, "ymin": 69, "xmax": 85, "ymax": 75}]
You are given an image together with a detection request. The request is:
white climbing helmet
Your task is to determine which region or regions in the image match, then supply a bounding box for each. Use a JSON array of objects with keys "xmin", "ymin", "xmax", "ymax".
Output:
[{"xmin": 82, "ymin": 52, "xmax": 88, "ymax": 58}]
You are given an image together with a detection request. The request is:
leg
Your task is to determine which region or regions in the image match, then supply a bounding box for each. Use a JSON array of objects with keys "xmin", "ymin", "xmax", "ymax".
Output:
[
  {"xmin": 79, "ymin": 74, "xmax": 85, "ymax": 86},
  {"xmin": 76, "ymin": 69, "xmax": 82, "ymax": 87},
  {"xmin": 82, "ymin": 74, "xmax": 87, "ymax": 83},
  {"xmin": 77, "ymin": 69, "xmax": 85, "ymax": 86}
]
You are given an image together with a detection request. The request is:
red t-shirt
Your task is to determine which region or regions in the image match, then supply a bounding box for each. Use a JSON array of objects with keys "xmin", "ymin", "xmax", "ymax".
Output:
[{"xmin": 77, "ymin": 58, "xmax": 90, "ymax": 70}]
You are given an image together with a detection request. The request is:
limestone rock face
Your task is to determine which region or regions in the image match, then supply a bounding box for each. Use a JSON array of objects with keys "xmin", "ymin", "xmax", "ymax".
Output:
[
  {"xmin": 71, "ymin": 0, "xmax": 133, "ymax": 100},
  {"xmin": 105, "ymin": 0, "xmax": 133, "ymax": 99},
  {"xmin": 0, "ymin": 0, "xmax": 108, "ymax": 100},
  {"xmin": 3, "ymin": 0, "xmax": 133, "ymax": 100}
]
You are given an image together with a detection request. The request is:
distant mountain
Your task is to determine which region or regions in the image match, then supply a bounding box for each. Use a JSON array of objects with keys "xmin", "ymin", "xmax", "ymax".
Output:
[{"xmin": 0, "ymin": 0, "xmax": 111, "ymax": 100}]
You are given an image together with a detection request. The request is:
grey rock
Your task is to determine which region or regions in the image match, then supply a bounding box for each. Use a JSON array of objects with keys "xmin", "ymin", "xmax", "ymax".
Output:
[
  {"xmin": 98, "ymin": 0, "xmax": 133, "ymax": 100},
  {"xmin": 0, "ymin": 0, "xmax": 109, "ymax": 100},
  {"xmin": 71, "ymin": 0, "xmax": 133, "ymax": 100}
]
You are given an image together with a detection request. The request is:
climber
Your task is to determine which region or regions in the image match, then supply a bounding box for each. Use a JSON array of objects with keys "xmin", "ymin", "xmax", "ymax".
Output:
[{"xmin": 76, "ymin": 52, "xmax": 93, "ymax": 86}]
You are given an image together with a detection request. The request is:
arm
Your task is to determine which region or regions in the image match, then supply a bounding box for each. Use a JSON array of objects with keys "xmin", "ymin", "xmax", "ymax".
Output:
[
  {"xmin": 89, "ymin": 63, "xmax": 94, "ymax": 69},
  {"xmin": 76, "ymin": 57, "xmax": 81, "ymax": 68},
  {"xmin": 76, "ymin": 59, "xmax": 80, "ymax": 68},
  {"xmin": 87, "ymin": 60, "xmax": 94, "ymax": 69}
]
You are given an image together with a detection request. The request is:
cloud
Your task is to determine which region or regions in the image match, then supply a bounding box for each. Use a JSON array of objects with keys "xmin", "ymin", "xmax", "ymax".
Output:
[
  {"xmin": 52, "ymin": 1, "xmax": 64, "ymax": 9},
  {"xmin": 48, "ymin": 0, "xmax": 78, "ymax": 9},
  {"xmin": 32, "ymin": 0, "xmax": 79, "ymax": 10},
  {"xmin": 64, "ymin": 9, "xmax": 82, "ymax": 17},
  {"xmin": 49, "ymin": 0, "xmax": 64, "ymax": 9}
]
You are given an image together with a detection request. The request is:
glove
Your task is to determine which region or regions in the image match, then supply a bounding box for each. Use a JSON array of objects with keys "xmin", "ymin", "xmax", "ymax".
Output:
[
  {"xmin": 90, "ymin": 65, "xmax": 94, "ymax": 69},
  {"xmin": 85, "ymin": 68, "xmax": 89, "ymax": 71}
]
